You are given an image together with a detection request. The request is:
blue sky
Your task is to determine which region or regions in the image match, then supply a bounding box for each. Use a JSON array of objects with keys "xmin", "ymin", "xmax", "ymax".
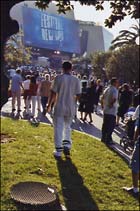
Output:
[{"xmin": 73, "ymin": 1, "xmax": 137, "ymax": 38}]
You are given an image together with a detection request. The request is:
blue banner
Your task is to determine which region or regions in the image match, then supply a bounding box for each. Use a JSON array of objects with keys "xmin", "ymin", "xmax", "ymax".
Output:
[{"xmin": 22, "ymin": 7, "xmax": 81, "ymax": 54}]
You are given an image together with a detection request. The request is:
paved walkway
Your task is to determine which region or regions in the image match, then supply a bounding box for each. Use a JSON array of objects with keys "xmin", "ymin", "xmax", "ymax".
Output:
[{"xmin": 1, "ymin": 97, "xmax": 132, "ymax": 162}]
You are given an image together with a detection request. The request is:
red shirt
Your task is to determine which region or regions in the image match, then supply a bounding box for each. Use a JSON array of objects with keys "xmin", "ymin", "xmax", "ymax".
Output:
[{"xmin": 29, "ymin": 83, "xmax": 38, "ymax": 96}]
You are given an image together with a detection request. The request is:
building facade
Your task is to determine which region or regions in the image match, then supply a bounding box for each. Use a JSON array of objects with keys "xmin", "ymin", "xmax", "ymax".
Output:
[
  {"xmin": 10, "ymin": 1, "xmax": 113, "ymax": 58},
  {"xmin": 78, "ymin": 20, "xmax": 114, "ymax": 56}
]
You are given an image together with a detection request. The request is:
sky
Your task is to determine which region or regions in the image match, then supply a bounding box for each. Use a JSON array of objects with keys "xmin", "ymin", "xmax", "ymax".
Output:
[{"xmin": 73, "ymin": 1, "xmax": 138, "ymax": 38}]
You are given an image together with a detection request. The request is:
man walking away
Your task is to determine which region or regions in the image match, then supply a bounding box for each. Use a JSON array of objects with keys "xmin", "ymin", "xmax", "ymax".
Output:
[
  {"xmin": 23, "ymin": 75, "xmax": 31, "ymax": 110},
  {"xmin": 47, "ymin": 61, "xmax": 81, "ymax": 159}
]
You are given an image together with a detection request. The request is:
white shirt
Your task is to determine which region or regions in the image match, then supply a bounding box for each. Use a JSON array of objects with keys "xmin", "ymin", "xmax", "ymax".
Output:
[
  {"xmin": 23, "ymin": 79, "xmax": 30, "ymax": 90},
  {"xmin": 80, "ymin": 79, "xmax": 88, "ymax": 88},
  {"xmin": 11, "ymin": 73, "xmax": 22, "ymax": 92},
  {"xmin": 52, "ymin": 73, "xmax": 81, "ymax": 117},
  {"xmin": 103, "ymin": 85, "xmax": 118, "ymax": 116}
]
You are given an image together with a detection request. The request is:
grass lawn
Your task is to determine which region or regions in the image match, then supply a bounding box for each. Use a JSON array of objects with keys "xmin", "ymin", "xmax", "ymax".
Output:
[{"xmin": 1, "ymin": 117, "xmax": 139, "ymax": 211}]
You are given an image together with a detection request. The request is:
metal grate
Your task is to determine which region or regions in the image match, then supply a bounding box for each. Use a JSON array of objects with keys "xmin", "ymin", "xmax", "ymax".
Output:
[{"xmin": 10, "ymin": 182, "xmax": 57, "ymax": 206}]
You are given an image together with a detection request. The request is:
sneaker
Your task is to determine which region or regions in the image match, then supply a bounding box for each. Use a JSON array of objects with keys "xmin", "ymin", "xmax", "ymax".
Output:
[
  {"xmin": 53, "ymin": 151, "xmax": 62, "ymax": 160},
  {"xmin": 42, "ymin": 109, "xmax": 46, "ymax": 116},
  {"xmin": 63, "ymin": 147, "xmax": 71, "ymax": 159},
  {"xmin": 122, "ymin": 187, "xmax": 139, "ymax": 198},
  {"xmin": 101, "ymin": 139, "xmax": 106, "ymax": 143},
  {"xmin": 82, "ymin": 118, "xmax": 87, "ymax": 122},
  {"xmin": 106, "ymin": 138, "xmax": 114, "ymax": 145},
  {"xmin": 106, "ymin": 140, "xmax": 114, "ymax": 145},
  {"xmin": 101, "ymin": 136, "xmax": 107, "ymax": 143}
]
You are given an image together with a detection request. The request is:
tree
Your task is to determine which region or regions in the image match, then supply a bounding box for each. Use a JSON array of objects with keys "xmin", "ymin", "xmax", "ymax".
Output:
[
  {"xmin": 35, "ymin": 0, "xmax": 140, "ymax": 28},
  {"xmin": 90, "ymin": 51, "xmax": 112, "ymax": 79},
  {"xmin": 90, "ymin": 45, "xmax": 139, "ymax": 85},
  {"xmin": 106, "ymin": 44, "xmax": 139, "ymax": 84},
  {"xmin": 4, "ymin": 30, "xmax": 32, "ymax": 68},
  {"xmin": 72, "ymin": 56, "xmax": 91, "ymax": 76},
  {"xmin": 110, "ymin": 23, "xmax": 140, "ymax": 50}
]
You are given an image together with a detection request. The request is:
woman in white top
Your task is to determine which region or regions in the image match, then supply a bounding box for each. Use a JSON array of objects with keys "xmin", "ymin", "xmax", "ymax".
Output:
[{"xmin": 23, "ymin": 75, "xmax": 31, "ymax": 109}]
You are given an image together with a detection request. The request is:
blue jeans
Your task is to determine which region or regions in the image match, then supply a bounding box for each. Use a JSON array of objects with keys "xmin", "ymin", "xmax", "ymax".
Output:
[{"xmin": 102, "ymin": 114, "xmax": 116, "ymax": 143}]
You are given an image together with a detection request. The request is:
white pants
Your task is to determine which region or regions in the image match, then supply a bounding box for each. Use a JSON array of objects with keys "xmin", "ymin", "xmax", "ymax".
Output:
[
  {"xmin": 53, "ymin": 116, "xmax": 73, "ymax": 153},
  {"xmin": 27, "ymin": 96, "xmax": 37, "ymax": 117},
  {"xmin": 37, "ymin": 95, "xmax": 41, "ymax": 111}
]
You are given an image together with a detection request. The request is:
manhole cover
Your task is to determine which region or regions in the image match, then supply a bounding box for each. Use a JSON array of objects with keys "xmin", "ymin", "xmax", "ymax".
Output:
[
  {"xmin": 1, "ymin": 133, "xmax": 15, "ymax": 144},
  {"xmin": 10, "ymin": 181, "xmax": 61, "ymax": 209}
]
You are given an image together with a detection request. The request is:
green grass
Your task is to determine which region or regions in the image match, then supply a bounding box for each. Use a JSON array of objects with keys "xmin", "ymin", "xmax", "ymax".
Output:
[{"xmin": 1, "ymin": 117, "xmax": 139, "ymax": 210}]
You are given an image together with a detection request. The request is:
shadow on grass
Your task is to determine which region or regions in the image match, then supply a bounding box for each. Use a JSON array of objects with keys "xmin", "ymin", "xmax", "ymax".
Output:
[
  {"xmin": 56, "ymin": 158, "xmax": 99, "ymax": 210},
  {"xmin": 1, "ymin": 110, "xmax": 52, "ymax": 125},
  {"xmin": 72, "ymin": 119, "xmax": 101, "ymax": 139},
  {"xmin": 104, "ymin": 142, "xmax": 131, "ymax": 164}
]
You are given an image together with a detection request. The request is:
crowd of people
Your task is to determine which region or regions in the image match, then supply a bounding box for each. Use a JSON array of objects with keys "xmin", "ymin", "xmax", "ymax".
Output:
[
  {"xmin": 10, "ymin": 66, "xmax": 139, "ymax": 124},
  {"xmin": 9, "ymin": 62, "xmax": 139, "ymax": 197},
  {"xmin": 10, "ymin": 68, "xmax": 56, "ymax": 118}
]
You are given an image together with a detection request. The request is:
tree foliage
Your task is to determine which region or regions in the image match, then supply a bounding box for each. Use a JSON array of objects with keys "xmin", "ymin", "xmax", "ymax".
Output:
[
  {"xmin": 35, "ymin": 0, "xmax": 140, "ymax": 28},
  {"xmin": 106, "ymin": 44, "xmax": 139, "ymax": 84},
  {"xmin": 110, "ymin": 23, "xmax": 140, "ymax": 50},
  {"xmin": 4, "ymin": 30, "xmax": 32, "ymax": 68},
  {"xmin": 90, "ymin": 45, "xmax": 139, "ymax": 85},
  {"xmin": 90, "ymin": 51, "xmax": 112, "ymax": 79}
]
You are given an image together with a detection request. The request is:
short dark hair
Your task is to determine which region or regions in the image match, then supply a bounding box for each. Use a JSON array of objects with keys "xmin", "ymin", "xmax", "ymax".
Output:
[
  {"xmin": 30, "ymin": 76, "xmax": 36, "ymax": 84},
  {"xmin": 82, "ymin": 81, "xmax": 87, "ymax": 88},
  {"xmin": 26, "ymin": 75, "xmax": 31, "ymax": 79},
  {"xmin": 110, "ymin": 77, "xmax": 118, "ymax": 85},
  {"xmin": 123, "ymin": 83, "xmax": 129, "ymax": 90},
  {"xmin": 62, "ymin": 61, "xmax": 72, "ymax": 71},
  {"xmin": 16, "ymin": 68, "xmax": 21, "ymax": 74}
]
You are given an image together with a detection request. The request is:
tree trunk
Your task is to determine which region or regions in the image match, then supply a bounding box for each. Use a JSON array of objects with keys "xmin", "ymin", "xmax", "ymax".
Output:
[{"xmin": 0, "ymin": 0, "xmax": 23, "ymax": 108}]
